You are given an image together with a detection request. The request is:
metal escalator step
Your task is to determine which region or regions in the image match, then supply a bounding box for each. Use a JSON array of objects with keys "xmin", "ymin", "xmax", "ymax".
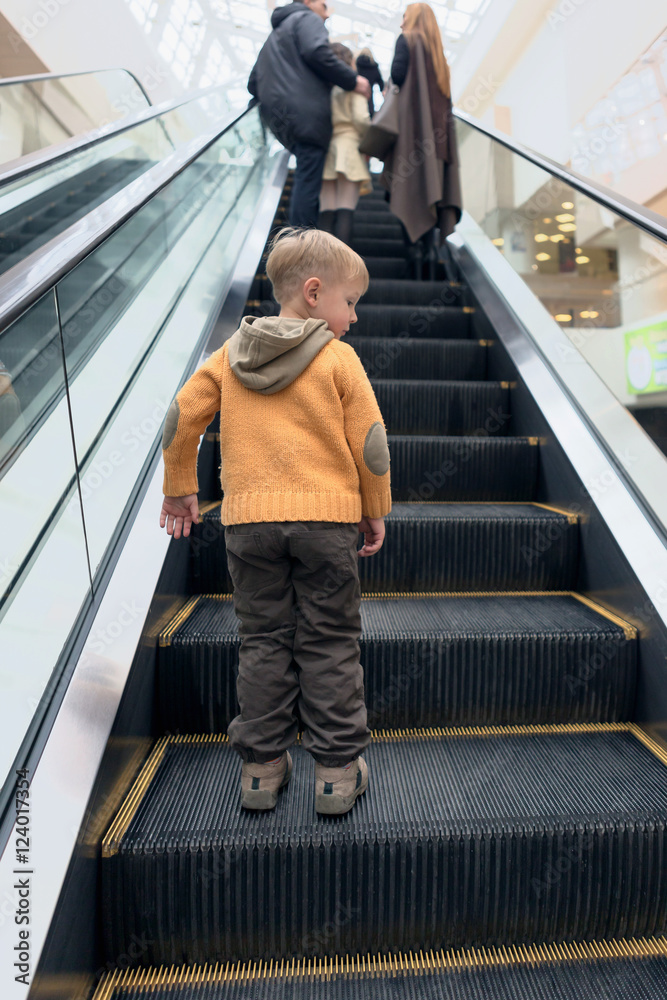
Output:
[
  {"xmin": 361, "ymin": 502, "xmax": 580, "ymax": 591},
  {"xmin": 345, "ymin": 337, "xmax": 485, "ymax": 379},
  {"xmin": 389, "ymin": 435, "xmax": 538, "ymax": 501},
  {"xmin": 95, "ymin": 938, "xmax": 667, "ymax": 999},
  {"xmin": 372, "ymin": 379, "xmax": 511, "ymax": 435},
  {"xmin": 362, "ymin": 279, "xmax": 463, "ymax": 305},
  {"xmin": 189, "ymin": 502, "xmax": 575, "ymax": 594},
  {"xmin": 365, "ymin": 257, "xmax": 409, "ymax": 279},
  {"xmin": 354, "ymin": 303, "xmax": 470, "ymax": 338},
  {"xmin": 101, "ymin": 726, "xmax": 667, "ymax": 965},
  {"xmin": 157, "ymin": 592, "xmax": 636, "ymax": 734},
  {"xmin": 358, "ymin": 195, "xmax": 390, "ymax": 208},
  {"xmin": 195, "ymin": 434, "xmax": 540, "ymax": 505},
  {"xmin": 352, "ymin": 221, "xmax": 404, "ymax": 240},
  {"xmin": 352, "ymin": 238, "xmax": 407, "ymax": 258}
]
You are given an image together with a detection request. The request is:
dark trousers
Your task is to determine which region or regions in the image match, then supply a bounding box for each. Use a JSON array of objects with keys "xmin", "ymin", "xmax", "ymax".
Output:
[
  {"xmin": 225, "ymin": 521, "xmax": 370, "ymax": 767},
  {"xmin": 289, "ymin": 142, "xmax": 327, "ymax": 228}
]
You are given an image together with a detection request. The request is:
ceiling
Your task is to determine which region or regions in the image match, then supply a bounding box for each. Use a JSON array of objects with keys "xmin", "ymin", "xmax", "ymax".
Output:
[{"xmin": 124, "ymin": 0, "xmax": 493, "ymax": 92}]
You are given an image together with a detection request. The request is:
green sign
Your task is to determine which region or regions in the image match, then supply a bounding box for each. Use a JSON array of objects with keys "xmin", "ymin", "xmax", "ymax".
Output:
[{"xmin": 625, "ymin": 321, "xmax": 667, "ymax": 394}]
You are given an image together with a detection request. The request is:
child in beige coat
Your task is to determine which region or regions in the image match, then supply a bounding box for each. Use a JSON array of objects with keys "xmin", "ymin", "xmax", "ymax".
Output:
[{"xmin": 319, "ymin": 43, "xmax": 372, "ymax": 245}]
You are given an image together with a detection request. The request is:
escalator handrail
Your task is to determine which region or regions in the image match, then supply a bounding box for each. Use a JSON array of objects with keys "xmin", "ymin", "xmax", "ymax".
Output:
[
  {"xmin": 0, "ymin": 67, "xmax": 153, "ymax": 107},
  {"xmin": 0, "ymin": 99, "xmax": 259, "ymax": 335},
  {"xmin": 454, "ymin": 108, "xmax": 667, "ymax": 246},
  {"xmin": 0, "ymin": 79, "xmax": 249, "ymax": 189}
]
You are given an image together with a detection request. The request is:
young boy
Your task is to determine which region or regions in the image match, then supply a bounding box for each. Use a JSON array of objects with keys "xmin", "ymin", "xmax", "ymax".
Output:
[{"xmin": 159, "ymin": 228, "xmax": 391, "ymax": 815}]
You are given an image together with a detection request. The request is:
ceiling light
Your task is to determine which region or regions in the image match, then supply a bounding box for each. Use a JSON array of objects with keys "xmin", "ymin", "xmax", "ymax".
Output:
[
  {"xmin": 536, "ymin": 253, "xmax": 551, "ymax": 261},
  {"xmin": 555, "ymin": 314, "xmax": 572, "ymax": 322},
  {"xmin": 580, "ymin": 310, "xmax": 600, "ymax": 319},
  {"xmin": 559, "ymin": 223, "xmax": 577, "ymax": 232},
  {"xmin": 534, "ymin": 234, "xmax": 549, "ymax": 242},
  {"xmin": 561, "ymin": 202, "xmax": 574, "ymax": 209},
  {"xmin": 550, "ymin": 234, "xmax": 565, "ymax": 242},
  {"xmin": 556, "ymin": 213, "xmax": 575, "ymax": 223},
  {"xmin": 543, "ymin": 217, "xmax": 552, "ymax": 223},
  {"xmin": 575, "ymin": 247, "xmax": 582, "ymax": 253},
  {"xmin": 531, "ymin": 264, "xmax": 538, "ymax": 270},
  {"xmin": 492, "ymin": 237, "xmax": 504, "ymax": 246},
  {"xmin": 576, "ymin": 255, "xmax": 590, "ymax": 264}
]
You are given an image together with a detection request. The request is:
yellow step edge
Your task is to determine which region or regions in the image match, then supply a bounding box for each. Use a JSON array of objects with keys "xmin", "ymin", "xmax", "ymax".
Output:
[
  {"xmin": 100, "ymin": 721, "xmax": 656, "ymax": 858},
  {"xmin": 198, "ymin": 499, "xmax": 221, "ymax": 515},
  {"xmin": 157, "ymin": 589, "xmax": 637, "ymax": 649},
  {"xmin": 101, "ymin": 737, "xmax": 171, "ymax": 858},
  {"xmin": 158, "ymin": 596, "xmax": 202, "ymax": 647},
  {"xmin": 94, "ymin": 936, "xmax": 667, "ymax": 995},
  {"xmin": 570, "ymin": 593, "xmax": 638, "ymax": 640}
]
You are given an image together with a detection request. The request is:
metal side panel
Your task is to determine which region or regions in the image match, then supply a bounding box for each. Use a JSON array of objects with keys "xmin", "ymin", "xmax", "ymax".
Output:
[{"xmin": 0, "ymin": 149, "xmax": 289, "ymax": 1000}]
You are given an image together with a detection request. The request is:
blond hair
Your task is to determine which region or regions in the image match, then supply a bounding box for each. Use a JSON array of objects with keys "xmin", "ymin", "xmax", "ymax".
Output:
[
  {"xmin": 265, "ymin": 228, "xmax": 369, "ymax": 303},
  {"xmin": 403, "ymin": 3, "xmax": 451, "ymax": 97}
]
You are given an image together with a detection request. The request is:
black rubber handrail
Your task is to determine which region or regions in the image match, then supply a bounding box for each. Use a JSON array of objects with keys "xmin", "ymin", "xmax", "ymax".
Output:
[
  {"xmin": 454, "ymin": 108, "xmax": 667, "ymax": 246},
  {"xmin": 0, "ymin": 100, "xmax": 258, "ymax": 335}
]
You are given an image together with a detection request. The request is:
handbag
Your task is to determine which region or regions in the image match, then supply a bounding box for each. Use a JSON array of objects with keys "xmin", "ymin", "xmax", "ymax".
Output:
[{"xmin": 358, "ymin": 83, "xmax": 400, "ymax": 160}]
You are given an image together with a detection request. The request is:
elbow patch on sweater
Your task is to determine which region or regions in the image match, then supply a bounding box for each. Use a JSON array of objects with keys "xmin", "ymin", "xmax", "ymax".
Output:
[
  {"xmin": 162, "ymin": 400, "xmax": 180, "ymax": 450},
  {"xmin": 363, "ymin": 421, "xmax": 390, "ymax": 475}
]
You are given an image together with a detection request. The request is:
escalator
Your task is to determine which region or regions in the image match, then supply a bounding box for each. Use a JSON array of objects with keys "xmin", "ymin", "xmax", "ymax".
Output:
[{"xmin": 1, "ymin": 92, "xmax": 667, "ymax": 1000}]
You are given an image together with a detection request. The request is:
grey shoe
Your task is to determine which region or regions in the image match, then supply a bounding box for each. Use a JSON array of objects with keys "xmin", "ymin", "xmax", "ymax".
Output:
[
  {"xmin": 315, "ymin": 756, "xmax": 368, "ymax": 815},
  {"xmin": 241, "ymin": 752, "xmax": 292, "ymax": 810}
]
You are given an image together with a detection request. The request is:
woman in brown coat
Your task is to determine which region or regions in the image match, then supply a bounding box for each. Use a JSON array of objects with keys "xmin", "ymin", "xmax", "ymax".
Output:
[{"xmin": 383, "ymin": 2, "xmax": 462, "ymax": 278}]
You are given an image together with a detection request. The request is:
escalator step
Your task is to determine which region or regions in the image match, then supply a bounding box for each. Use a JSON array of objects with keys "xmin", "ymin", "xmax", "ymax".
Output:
[
  {"xmin": 354, "ymin": 304, "xmax": 471, "ymax": 338},
  {"xmin": 157, "ymin": 592, "xmax": 636, "ymax": 733},
  {"xmin": 352, "ymin": 238, "xmax": 406, "ymax": 258},
  {"xmin": 389, "ymin": 434, "xmax": 538, "ymax": 501},
  {"xmin": 357, "ymin": 197, "xmax": 390, "ymax": 211},
  {"xmin": 188, "ymin": 503, "xmax": 578, "ymax": 595},
  {"xmin": 345, "ymin": 337, "xmax": 485, "ymax": 379},
  {"xmin": 197, "ymin": 433, "xmax": 540, "ymax": 505},
  {"xmin": 362, "ymin": 280, "xmax": 463, "ymax": 305},
  {"xmin": 101, "ymin": 726, "xmax": 667, "ymax": 965},
  {"xmin": 95, "ymin": 939, "xmax": 667, "ymax": 1000},
  {"xmin": 359, "ymin": 502, "xmax": 579, "ymax": 591},
  {"xmin": 372, "ymin": 380, "xmax": 511, "ymax": 435},
  {"xmin": 245, "ymin": 277, "xmax": 464, "ymax": 308},
  {"xmin": 242, "ymin": 303, "xmax": 472, "ymax": 340},
  {"xmin": 352, "ymin": 221, "xmax": 404, "ymax": 240},
  {"xmin": 364, "ymin": 257, "xmax": 409, "ymax": 279}
]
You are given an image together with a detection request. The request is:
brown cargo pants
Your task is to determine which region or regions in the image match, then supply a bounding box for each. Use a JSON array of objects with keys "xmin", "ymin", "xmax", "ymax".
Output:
[{"xmin": 225, "ymin": 521, "xmax": 371, "ymax": 767}]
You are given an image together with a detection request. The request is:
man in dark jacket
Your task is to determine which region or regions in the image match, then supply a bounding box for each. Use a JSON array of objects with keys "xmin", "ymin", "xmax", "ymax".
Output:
[{"xmin": 249, "ymin": 0, "xmax": 370, "ymax": 228}]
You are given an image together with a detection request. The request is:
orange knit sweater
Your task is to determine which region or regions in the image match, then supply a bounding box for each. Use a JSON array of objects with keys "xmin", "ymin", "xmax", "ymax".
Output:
[{"xmin": 162, "ymin": 332, "xmax": 392, "ymax": 525}]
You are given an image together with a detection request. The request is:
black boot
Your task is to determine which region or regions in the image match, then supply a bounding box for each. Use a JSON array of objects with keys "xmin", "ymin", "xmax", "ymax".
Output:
[
  {"xmin": 423, "ymin": 228, "xmax": 440, "ymax": 281},
  {"xmin": 334, "ymin": 208, "xmax": 354, "ymax": 245},
  {"xmin": 406, "ymin": 240, "xmax": 424, "ymax": 280},
  {"xmin": 318, "ymin": 210, "xmax": 335, "ymax": 233}
]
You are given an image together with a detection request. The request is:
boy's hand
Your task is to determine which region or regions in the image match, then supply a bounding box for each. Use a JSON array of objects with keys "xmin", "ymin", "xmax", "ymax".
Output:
[
  {"xmin": 160, "ymin": 494, "xmax": 199, "ymax": 539},
  {"xmin": 356, "ymin": 515, "xmax": 385, "ymax": 557}
]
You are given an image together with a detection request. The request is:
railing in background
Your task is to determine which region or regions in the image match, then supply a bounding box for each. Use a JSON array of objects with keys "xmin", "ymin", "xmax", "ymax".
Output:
[
  {"xmin": 0, "ymin": 81, "xmax": 250, "ymax": 278},
  {"xmin": 0, "ymin": 69, "xmax": 154, "ymax": 166},
  {"xmin": 0, "ymin": 102, "xmax": 279, "ymax": 822},
  {"xmin": 455, "ymin": 108, "xmax": 667, "ymax": 538}
]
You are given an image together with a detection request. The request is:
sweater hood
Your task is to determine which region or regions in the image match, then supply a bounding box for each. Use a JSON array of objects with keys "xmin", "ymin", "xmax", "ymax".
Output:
[
  {"xmin": 271, "ymin": 2, "xmax": 309, "ymax": 28},
  {"xmin": 228, "ymin": 315, "xmax": 334, "ymax": 395}
]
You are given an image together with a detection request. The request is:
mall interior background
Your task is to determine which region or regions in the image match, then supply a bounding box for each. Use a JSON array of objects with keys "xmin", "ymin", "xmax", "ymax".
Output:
[{"xmin": 2, "ymin": 0, "xmax": 666, "ymax": 413}]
